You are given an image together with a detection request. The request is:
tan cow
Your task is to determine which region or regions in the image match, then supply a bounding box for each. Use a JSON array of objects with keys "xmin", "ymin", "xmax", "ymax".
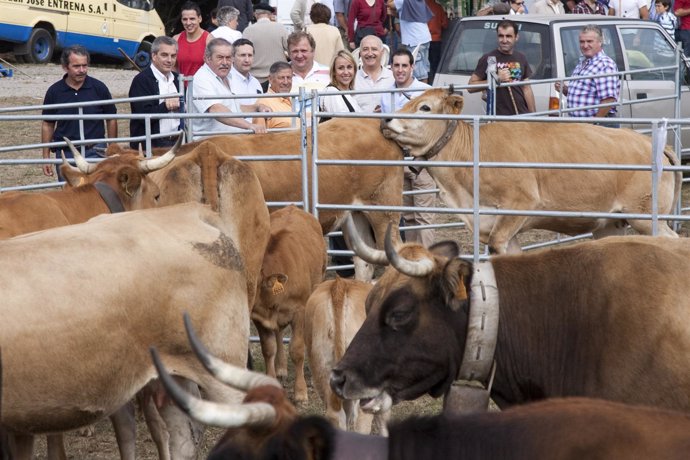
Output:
[
  {"xmin": 121, "ymin": 118, "xmax": 405, "ymax": 280},
  {"xmin": 305, "ymin": 276, "xmax": 390, "ymax": 435},
  {"xmin": 380, "ymin": 88, "xmax": 681, "ymax": 254},
  {"xmin": 1, "ymin": 155, "xmax": 270, "ymax": 460},
  {"xmin": 250, "ymin": 205, "xmax": 327, "ymax": 403},
  {"xmin": 0, "ymin": 138, "xmax": 178, "ymax": 239}
]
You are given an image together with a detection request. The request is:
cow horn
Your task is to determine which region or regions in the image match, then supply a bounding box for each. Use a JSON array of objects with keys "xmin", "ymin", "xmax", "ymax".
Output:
[
  {"xmin": 138, "ymin": 133, "xmax": 183, "ymax": 173},
  {"xmin": 64, "ymin": 137, "xmax": 96, "ymax": 174},
  {"xmin": 384, "ymin": 224, "xmax": 435, "ymax": 277},
  {"xmin": 150, "ymin": 347, "xmax": 277, "ymax": 428},
  {"xmin": 59, "ymin": 150, "xmax": 79, "ymax": 173},
  {"xmin": 183, "ymin": 313, "xmax": 282, "ymax": 391},
  {"xmin": 343, "ymin": 214, "xmax": 389, "ymax": 265}
]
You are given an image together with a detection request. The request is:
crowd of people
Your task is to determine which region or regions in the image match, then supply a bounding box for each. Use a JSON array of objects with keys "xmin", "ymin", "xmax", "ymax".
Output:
[{"xmin": 40, "ymin": 0, "xmax": 671, "ymax": 271}]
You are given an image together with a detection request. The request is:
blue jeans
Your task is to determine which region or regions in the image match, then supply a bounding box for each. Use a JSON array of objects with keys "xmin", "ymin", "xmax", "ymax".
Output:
[
  {"xmin": 53, "ymin": 142, "xmax": 106, "ymax": 182},
  {"xmin": 406, "ymin": 42, "xmax": 430, "ymax": 81},
  {"xmin": 678, "ymin": 29, "xmax": 690, "ymax": 57}
]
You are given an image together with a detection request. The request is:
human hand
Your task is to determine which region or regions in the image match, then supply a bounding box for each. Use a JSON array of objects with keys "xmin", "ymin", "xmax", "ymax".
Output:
[
  {"xmin": 349, "ymin": 41, "xmax": 356, "ymax": 50},
  {"xmin": 43, "ymin": 163, "xmax": 54, "ymax": 177},
  {"xmin": 250, "ymin": 123, "xmax": 267, "ymax": 134},
  {"xmin": 554, "ymin": 82, "xmax": 567, "ymax": 95},
  {"xmin": 498, "ymin": 68, "xmax": 511, "ymax": 83},
  {"xmin": 165, "ymin": 97, "xmax": 180, "ymax": 111}
]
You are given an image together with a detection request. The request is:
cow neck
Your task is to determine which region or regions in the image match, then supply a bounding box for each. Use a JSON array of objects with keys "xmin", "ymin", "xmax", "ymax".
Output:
[
  {"xmin": 456, "ymin": 260, "xmax": 499, "ymax": 387},
  {"xmin": 94, "ymin": 182, "xmax": 125, "ymax": 213},
  {"xmin": 420, "ymin": 119, "xmax": 458, "ymax": 161}
]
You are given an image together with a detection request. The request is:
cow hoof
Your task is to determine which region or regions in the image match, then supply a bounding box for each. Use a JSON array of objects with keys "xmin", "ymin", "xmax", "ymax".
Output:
[{"xmin": 77, "ymin": 425, "xmax": 95, "ymax": 437}]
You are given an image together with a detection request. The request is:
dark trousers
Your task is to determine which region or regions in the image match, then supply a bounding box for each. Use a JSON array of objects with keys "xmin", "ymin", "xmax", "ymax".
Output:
[{"xmin": 53, "ymin": 142, "xmax": 106, "ymax": 182}]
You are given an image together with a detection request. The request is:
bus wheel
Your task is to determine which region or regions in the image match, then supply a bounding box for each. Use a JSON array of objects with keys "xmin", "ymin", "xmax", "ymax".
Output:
[
  {"xmin": 135, "ymin": 40, "xmax": 152, "ymax": 68},
  {"xmin": 26, "ymin": 28, "xmax": 54, "ymax": 64}
]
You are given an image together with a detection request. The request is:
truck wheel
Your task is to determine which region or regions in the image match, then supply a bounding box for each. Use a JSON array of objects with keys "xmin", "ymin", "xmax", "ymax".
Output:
[
  {"xmin": 26, "ymin": 28, "xmax": 54, "ymax": 64},
  {"xmin": 135, "ymin": 40, "xmax": 152, "ymax": 68}
]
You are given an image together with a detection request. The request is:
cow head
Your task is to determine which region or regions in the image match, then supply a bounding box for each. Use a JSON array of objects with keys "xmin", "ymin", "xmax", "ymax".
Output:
[
  {"xmin": 151, "ymin": 314, "xmax": 336, "ymax": 460},
  {"xmin": 381, "ymin": 87, "xmax": 463, "ymax": 158},
  {"xmin": 59, "ymin": 136, "xmax": 181, "ymax": 210},
  {"xmin": 330, "ymin": 215, "xmax": 473, "ymax": 405}
]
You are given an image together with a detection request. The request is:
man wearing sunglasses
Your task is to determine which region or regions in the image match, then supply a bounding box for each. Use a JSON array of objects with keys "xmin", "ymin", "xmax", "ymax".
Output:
[{"xmin": 509, "ymin": 0, "xmax": 527, "ymax": 14}]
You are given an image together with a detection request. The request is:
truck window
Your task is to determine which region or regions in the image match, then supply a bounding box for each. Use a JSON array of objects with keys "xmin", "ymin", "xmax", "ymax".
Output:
[
  {"xmin": 561, "ymin": 26, "xmax": 623, "ymax": 77},
  {"xmin": 117, "ymin": 0, "xmax": 152, "ymax": 11},
  {"xmin": 441, "ymin": 21, "xmax": 551, "ymax": 79},
  {"xmin": 619, "ymin": 26, "xmax": 677, "ymax": 81}
]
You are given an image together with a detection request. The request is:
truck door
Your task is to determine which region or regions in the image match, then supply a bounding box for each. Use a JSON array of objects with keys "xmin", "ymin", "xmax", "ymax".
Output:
[{"xmin": 64, "ymin": 1, "xmax": 116, "ymax": 57}]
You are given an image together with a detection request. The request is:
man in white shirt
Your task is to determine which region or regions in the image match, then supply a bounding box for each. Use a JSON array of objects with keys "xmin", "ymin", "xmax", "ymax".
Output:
[
  {"xmin": 230, "ymin": 38, "xmax": 263, "ymax": 105},
  {"xmin": 380, "ymin": 48, "xmax": 435, "ymax": 247},
  {"xmin": 393, "ymin": 0, "xmax": 432, "ymax": 83},
  {"xmin": 211, "ymin": 6, "xmax": 243, "ymax": 43},
  {"xmin": 191, "ymin": 38, "xmax": 271, "ymax": 139},
  {"xmin": 615, "ymin": 0, "xmax": 649, "ymax": 17},
  {"xmin": 129, "ymin": 35, "xmax": 181, "ymax": 148},
  {"xmin": 288, "ymin": 31, "xmax": 330, "ymax": 120},
  {"xmin": 354, "ymin": 35, "xmax": 394, "ymax": 112},
  {"xmin": 531, "ymin": 0, "xmax": 566, "ymax": 14}
]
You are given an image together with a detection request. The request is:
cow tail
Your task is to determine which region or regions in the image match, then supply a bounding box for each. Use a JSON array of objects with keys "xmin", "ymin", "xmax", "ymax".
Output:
[
  {"xmin": 331, "ymin": 276, "xmax": 347, "ymax": 362},
  {"xmin": 198, "ymin": 142, "xmax": 221, "ymax": 212}
]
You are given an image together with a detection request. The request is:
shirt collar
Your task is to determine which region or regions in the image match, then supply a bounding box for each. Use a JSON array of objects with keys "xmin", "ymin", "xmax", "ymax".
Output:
[{"xmin": 151, "ymin": 65, "xmax": 174, "ymax": 84}]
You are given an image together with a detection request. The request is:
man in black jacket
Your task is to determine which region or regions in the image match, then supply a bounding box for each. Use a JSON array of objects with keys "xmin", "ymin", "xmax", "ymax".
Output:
[{"xmin": 128, "ymin": 36, "xmax": 182, "ymax": 149}]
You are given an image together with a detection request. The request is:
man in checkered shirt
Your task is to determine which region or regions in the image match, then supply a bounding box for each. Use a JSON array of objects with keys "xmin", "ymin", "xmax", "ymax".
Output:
[{"xmin": 554, "ymin": 24, "xmax": 620, "ymax": 121}]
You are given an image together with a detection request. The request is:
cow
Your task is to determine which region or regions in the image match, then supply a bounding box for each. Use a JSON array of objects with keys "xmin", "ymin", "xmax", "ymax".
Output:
[
  {"xmin": 249, "ymin": 205, "xmax": 327, "ymax": 404},
  {"xmin": 380, "ymin": 87, "xmax": 682, "ymax": 254},
  {"xmin": 304, "ymin": 276, "xmax": 390, "ymax": 435},
  {"xmin": 0, "ymin": 153, "xmax": 271, "ymax": 460},
  {"xmin": 115, "ymin": 118, "xmax": 405, "ymax": 280},
  {"xmin": 330, "ymin": 218, "xmax": 690, "ymax": 417},
  {"xmin": 151, "ymin": 320, "xmax": 690, "ymax": 460},
  {"xmin": 0, "ymin": 137, "xmax": 178, "ymax": 239}
]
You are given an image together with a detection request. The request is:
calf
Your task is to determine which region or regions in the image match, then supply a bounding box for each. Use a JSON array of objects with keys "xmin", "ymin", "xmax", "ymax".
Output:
[
  {"xmin": 152, "ymin": 320, "xmax": 690, "ymax": 460},
  {"xmin": 305, "ymin": 277, "xmax": 390, "ymax": 435},
  {"xmin": 251, "ymin": 206, "xmax": 327, "ymax": 403}
]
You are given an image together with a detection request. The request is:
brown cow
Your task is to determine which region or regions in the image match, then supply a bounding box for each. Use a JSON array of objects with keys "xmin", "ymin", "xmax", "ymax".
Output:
[
  {"xmin": 118, "ymin": 118, "xmax": 405, "ymax": 280},
  {"xmin": 152, "ymin": 323, "xmax": 690, "ymax": 460},
  {"xmin": 251, "ymin": 205, "xmax": 327, "ymax": 403},
  {"xmin": 381, "ymin": 88, "xmax": 681, "ymax": 254},
  {"xmin": 305, "ymin": 276, "xmax": 390, "ymax": 435},
  {"xmin": 2, "ymin": 147, "xmax": 270, "ymax": 460},
  {"xmin": 330, "ymin": 220, "xmax": 690, "ymax": 418},
  {"xmin": 0, "ymin": 138, "xmax": 178, "ymax": 239}
]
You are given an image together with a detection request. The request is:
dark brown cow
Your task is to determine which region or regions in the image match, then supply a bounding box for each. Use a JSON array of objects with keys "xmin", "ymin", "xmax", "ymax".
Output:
[
  {"xmin": 0, "ymin": 138, "xmax": 178, "ymax": 239},
  {"xmin": 151, "ymin": 320, "xmax": 690, "ymax": 460},
  {"xmin": 330, "ymin": 220, "xmax": 690, "ymax": 415},
  {"xmin": 115, "ymin": 118, "xmax": 405, "ymax": 280}
]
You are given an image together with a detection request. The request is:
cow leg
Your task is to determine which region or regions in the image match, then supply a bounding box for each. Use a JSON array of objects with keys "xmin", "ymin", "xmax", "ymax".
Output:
[
  {"xmin": 109, "ymin": 402, "xmax": 136, "ymax": 460},
  {"xmin": 137, "ymin": 386, "xmax": 172, "ymax": 460},
  {"xmin": 625, "ymin": 219, "xmax": 679, "ymax": 238},
  {"xmin": 254, "ymin": 320, "xmax": 277, "ymax": 377},
  {"xmin": 488, "ymin": 216, "xmax": 529, "ymax": 254},
  {"xmin": 290, "ymin": 308, "xmax": 308, "ymax": 403},
  {"xmin": 373, "ymin": 411, "xmax": 390, "ymax": 437},
  {"xmin": 275, "ymin": 327, "xmax": 288, "ymax": 379},
  {"xmin": 353, "ymin": 407, "xmax": 374, "ymax": 435},
  {"xmin": 46, "ymin": 434, "xmax": 67, "ymax": 460},
  {"xmin": 9, "ymin": 433, "xmax": 33, "ymax": 460},
  {"xmin": 159, "ymin": 379, "xmax": 204, "ymax": 460}
]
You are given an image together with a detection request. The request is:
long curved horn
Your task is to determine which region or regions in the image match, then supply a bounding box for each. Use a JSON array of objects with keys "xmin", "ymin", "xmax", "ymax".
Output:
[
  {"xmin": 59, "ymin": 150, "xmax": 79, "ymax": 174},
  {"xmin": 63, "ymin": 137, "xmax": 96, "ymax": 174},
  {"xmin": 343, "ymin": 214, "xmax": 388, "ymax": 265},
  {"xmin": 184, "ymin": 313, "xmax": 281, "ymax": 390},
  {"xmin": 150, "ymin": 347, "xmax": 277, "ymax": 428},
  {"xmin": 138, "ymin": 132, "xmax": 183, "ymax": 173},
  {"xmin": 384, "ymin": 224, "xmax": 435, "ymax": 277}
]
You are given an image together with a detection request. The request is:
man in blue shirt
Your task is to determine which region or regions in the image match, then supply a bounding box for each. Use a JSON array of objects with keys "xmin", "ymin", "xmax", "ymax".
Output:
[{"xmin": 41, "ymin": 45, "xmax": 117, "ymax": 180}]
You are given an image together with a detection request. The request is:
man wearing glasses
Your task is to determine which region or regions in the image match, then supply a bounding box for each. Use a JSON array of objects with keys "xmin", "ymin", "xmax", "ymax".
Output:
[
  {"xmin": 467, "ymin": 19, "xmax": 536, "ymax": 115},
  {"xmin": 509, "ymin": 0, "xmax": 527, "ymax": 14}
]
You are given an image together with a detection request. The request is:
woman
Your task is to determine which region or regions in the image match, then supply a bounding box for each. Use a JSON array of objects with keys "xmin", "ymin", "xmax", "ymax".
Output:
[
  {"xmin": 319, "ymin": 50, "xmax": 362, "ymax": 277},
  {"xmin": 347, "ymin": 0, "xmax": 388, "ymax": 50},
  {"xmin": 305, "ymin": 3, "xmax": 344, "ymax": 66},
  {"xmin": 320, "ymin": 50, "xmax": 362, "ymax": 115},
  {"xmin": 174, "ymin": 1, "xmax": 213, "ymax": 78}
]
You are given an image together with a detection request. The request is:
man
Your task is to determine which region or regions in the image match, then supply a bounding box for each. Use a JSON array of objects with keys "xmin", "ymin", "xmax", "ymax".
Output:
[
  {"xmin": 509, "ymin": 0, "xmax": 526, "ymax": 14},
  {"xmin": 230, "ymin": 38, "xmax": 263, "ymax": 105},
  {"xmin": 393, "ymin": 0, "xmax": 433, "ymax": 83},
  {"xmin": 191, "ymin": 38, "xmax": 271, "ymax": 139},
  {"xmin": 675, "ymin": 0, "xmax": 690, "ymax": 57},
  {"xmin": 211, "ymin": 6, "xmax": 242, "ymax": 44},
  {"xmin": 217, "ymin": 0, "xmax": 254, "ymax": 32},
  {"xmin": 615, "ymin": 0, "xmax": 649, "ymax": 18},
  {"xmin": 468, "ymin": 19, "xmax": 536, "ymax": 115},
  {"xmin": 532, "ymin": 0, "xmax": 566, "ymax": 14},
  {"xmin": 380, "ymin": 48, "xmax": 435, "ymax": 247},
  {"xmin": 334, "ymin": 0, "xmax": 353, "ymax": 46},
  {"xmin": 425, "ymin": 0, "xmax": 449, "ymax": 81},
  {"xmin": 288, "ymin": 31, "xmax": 330, "ymax": 91},
  {"xmin": 128, "ymin": 36, "xmax": 182, "ymax": 149},
  {"xmin": 572, "ymin": 0, "xmax": 608, "ymax": 14},
  {"xmin": 41, "ymin": 45, "xmax": 117, "ymax": 179},
  {"xmin": 554, "ymin": 24, "xmax": 620, "ymax": 121},
  {"xmin": 242, "ymin": 3, "xmax": 289, "ymax": 84},
  {"xmin": 354, "ymin": 35, "xmax": 394, "ymax": 112},
  {"xmin": 254, "ymin": 61, "xmax": 297, "ymax": 129}
]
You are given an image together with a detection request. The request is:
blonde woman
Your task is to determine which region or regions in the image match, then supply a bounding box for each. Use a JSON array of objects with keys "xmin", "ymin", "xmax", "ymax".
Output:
[{"xmin": 320, "ymin": 50, "xmax": 362, "ymax": 117}]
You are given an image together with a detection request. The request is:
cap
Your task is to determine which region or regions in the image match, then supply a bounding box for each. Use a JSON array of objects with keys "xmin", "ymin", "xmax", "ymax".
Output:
[{"xmin": 254, "ymin": 3, "xmax": 275, "ymax": 13}]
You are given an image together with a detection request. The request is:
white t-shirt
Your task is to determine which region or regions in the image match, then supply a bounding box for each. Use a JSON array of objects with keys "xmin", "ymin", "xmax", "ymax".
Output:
[{"xmin": 212, "ymin": 26, "xmax": 242, "ymax": 44}]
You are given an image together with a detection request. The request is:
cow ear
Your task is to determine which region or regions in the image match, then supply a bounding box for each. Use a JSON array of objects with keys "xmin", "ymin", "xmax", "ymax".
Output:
[
  {"xmin": 442, "ymin": 258, "xmax": 472, "ymax": 312},
  {"xmin": 266, "ymin": 274, "xmax": 289, "ymax": 295},
  {"xmin": 444, "ymin": 94, "xmax": 464, "ymax": 115},
  {"xmin": 61, "ymin": 167, "xmax": 86, "ymax": 188},
  {"xmin": 429, "ymin": 241, "xmax": 460, "ymax": 260},
  {"xmin": 118, "ymin": 167, "xmax": 143, "ymax": 197}
]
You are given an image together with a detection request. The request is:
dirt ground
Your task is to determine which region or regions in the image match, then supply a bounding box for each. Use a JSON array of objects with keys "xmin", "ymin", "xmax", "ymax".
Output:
[{"xmin": 1, "ymin": 58, "xmax": 688, "ymax": 458}]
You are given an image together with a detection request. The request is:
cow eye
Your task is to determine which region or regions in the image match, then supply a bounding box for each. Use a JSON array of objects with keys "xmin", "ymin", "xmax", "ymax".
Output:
[
  {"xmin": 419, "ymin": 105, "xmax": 431, "ymax": 112},
  {"xmin": 385, "ymin": 304, "xmax": 416, "ymax": 331}
]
